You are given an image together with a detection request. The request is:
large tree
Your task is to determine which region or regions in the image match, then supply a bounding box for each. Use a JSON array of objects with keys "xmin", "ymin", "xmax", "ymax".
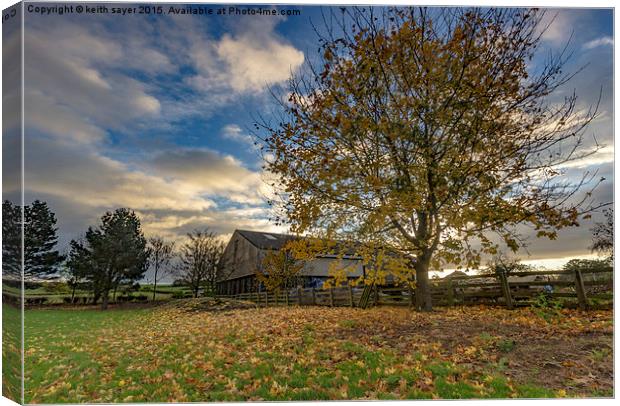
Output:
[
  {"xmin": 147, "ymin": 236, "xmax": 175, "ymax": 301},
  {"xmin": 260, "ymin": 8, "xmax": 606, "ymax": 310},
  {"xmin": 176, "ymin": 229, "xmax": 224, "ymax": 298},
  {"xmin": 67, "ymin": 208, "xmax": 149, "ymax": 309}
]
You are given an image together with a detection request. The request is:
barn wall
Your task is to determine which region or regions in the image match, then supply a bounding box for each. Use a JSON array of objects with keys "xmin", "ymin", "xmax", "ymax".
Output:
[{"xmin": 217, "ymin": 231, "xmax": 261, "ymax": 282}]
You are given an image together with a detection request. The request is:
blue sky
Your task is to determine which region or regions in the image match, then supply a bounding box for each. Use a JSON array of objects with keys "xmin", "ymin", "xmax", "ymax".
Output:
[{"xmin": 2, "ymin": 4, "xmax": 613, "ymax": 275}]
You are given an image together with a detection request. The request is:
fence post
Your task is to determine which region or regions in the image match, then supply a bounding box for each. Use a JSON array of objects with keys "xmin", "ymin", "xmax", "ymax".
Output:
[
  {"xmin": 374, "ymin": 285, "xmax": 379, "ymax": 306},
  {"xmin": 498, "ymin": 271, "xmax": 513, "ymax": 310},
  {"xmin": 574, "ymin": 269, "xmax": 589, "ymax": 310},
  {"xmin": 311, "ymin": 288, "xmax": 316, "ymax": 305},
  {"xmin": 297, "ymin": 287, "xmax": 302, "ymax": 305},
  {"xmin": 264, "ymin": 292, "xmax": 269, "ymax": 306},
  {"xmin": 348, "ymin": 285, "xmax": 354, "ymax": 307},
  {"xmin": 446, "ymin": 279, "xmax": 455, "ymax": 306},
  {"xmin": 255, "ymin": 291, "xmax": 260, "ymax": 305},
  {"xmin": 329, "ymin": 288, "xmax": 335, "ymax": 307},
  {"xmin": 285, "ymin": 291, "xmax": 289, "ymax": 306}
]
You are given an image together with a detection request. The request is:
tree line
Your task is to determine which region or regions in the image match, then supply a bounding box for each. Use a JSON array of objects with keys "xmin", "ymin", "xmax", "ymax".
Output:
[{"xmin": 2, "ymin": 200, "xmax": 225, "ymax": 310}]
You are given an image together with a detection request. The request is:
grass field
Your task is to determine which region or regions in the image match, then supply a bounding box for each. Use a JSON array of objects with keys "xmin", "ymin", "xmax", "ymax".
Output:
[
  {"xmin": 4, "ymin": 283, "xmax": 192, "ymax": 305},
  {"xmin": 2, "ymin": 301, "xmax": 21, "ymax": 401},
  {"xmin": 18, "ymin": 302, "xmax": 613, "ymax": 403}
]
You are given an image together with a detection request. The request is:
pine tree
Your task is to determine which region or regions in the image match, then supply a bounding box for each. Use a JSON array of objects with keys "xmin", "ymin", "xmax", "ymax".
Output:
[
  {"xmin": 24, "ymin": 200, "xmax": 64, "ymax": 279},
  {"xmin": 2, "ymin": 200, "xmax": 22, "ymax": 279},
  {"xmin": 69, "ymin": 208, "xmax": 150, "ymax": 309}
]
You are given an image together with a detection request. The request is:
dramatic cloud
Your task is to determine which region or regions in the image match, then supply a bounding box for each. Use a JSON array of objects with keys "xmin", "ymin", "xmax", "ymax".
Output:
[
  {"xmin": 15, "ymin": 7, "xmax": 612, "ymax": 272},
  {"xmin": 554, "ymin": 145, "xmax": 614, "ymax": 170},
  {"xmin": 25, "ymin": 91, "xmax": 108, "ymax": 144},
  {"xmin": 148, "ymin": 148, "xmax": 266, "ymax": 204},
  {"xmin": 23, "ymin": 23, "xmax": 163, "ymax": 146},
  {"xmin": 23, "ymin": 138, "xmax": 214, "ymax": 214},
  {"xmin": 19, "ymin": 11, "xmax": 305, "ymax": 249}
]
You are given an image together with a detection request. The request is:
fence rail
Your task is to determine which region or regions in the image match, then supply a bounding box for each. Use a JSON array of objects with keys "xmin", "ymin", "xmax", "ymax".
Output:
[{"xmin": 219, "ymin": 268, "xmax": 613, "ymax": 310}]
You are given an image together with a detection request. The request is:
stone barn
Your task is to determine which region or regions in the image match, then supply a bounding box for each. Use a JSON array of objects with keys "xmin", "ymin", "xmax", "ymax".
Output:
[{"xmin": 215, "ymin": 230, "xmax": 366, "ymax": 295}]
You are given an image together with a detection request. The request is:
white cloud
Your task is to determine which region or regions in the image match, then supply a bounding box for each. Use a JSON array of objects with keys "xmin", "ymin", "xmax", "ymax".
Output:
[
  {"xmin": 553, "ymin": 144, "xmax": 614, "ymax": 170},
  {"xmin": 221, "ymin": 124, "xmax": 256, "ymax": 146},
  {"xmin": 187, "ymin": 18, "xmax": 304, "ymax": 95},
  {"xmin": 216, "ymin": 33, "xmax": 304, "ymax": 93},
  {"xmin": 24, "ymin": 27, "xmax": 162, "ymax": 134},
  {"xmin": 25, "ymin": 90, "xmax": 107, "ymax": 144},
  {"xmin": 583, "ymin": 36, "xmax": 614, "ymax": 50}
]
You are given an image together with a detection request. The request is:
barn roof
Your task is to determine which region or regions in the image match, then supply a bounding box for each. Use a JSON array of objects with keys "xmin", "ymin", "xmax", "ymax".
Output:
[
  {"xmin": 236, "ymin": 229, "xmax": 298, "ymax": 250},
  {"xmin": 235, "ymin": 229, "xmax": 364, "ymax": 258}
]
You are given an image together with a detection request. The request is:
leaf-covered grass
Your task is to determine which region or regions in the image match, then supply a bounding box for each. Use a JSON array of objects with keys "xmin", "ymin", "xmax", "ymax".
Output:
[
  {"xmin": 2, "ymin": 302, "xmax": 22, "ymax": 402},
  {"xmin": 22, "ymin": 304, "xmax": 613, "ymax": 403}
]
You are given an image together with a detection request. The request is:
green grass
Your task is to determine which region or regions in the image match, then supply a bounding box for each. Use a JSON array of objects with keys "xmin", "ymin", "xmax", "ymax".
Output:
[
  {"xmin": 2, "ymin": 303, "xmax": 22, "ymax": 402},
  {"xmin": 516, "ymin": 384, "xmax": 557, "ymax": 398},
  {"xmin": 24, "ymin": 306, "xmax": 154, "ymax": 403},
  {"xmin": 590, "ymin": 347, "xmax": 611, "ymax": 362},
  {"xmin": 6, "ymin": 282, "xmax": 193, "ymax": 305}
]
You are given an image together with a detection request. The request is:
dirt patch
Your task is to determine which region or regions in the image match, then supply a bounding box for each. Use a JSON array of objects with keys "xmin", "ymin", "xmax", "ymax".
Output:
[
  {"xmin": 330, "ymin": 306, "xmax": 613, "ymax": 396},
  {"xmin": 507, "ymin": 336, "xmax": 612, "ymax": 394}
]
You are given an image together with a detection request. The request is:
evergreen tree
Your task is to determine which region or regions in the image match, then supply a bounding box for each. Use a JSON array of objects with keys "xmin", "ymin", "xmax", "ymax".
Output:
[
  {"xmin": 2, "ymin": 200, "xmax": 22, "ymax": 279},
  {"xmin": 69, "ymin": 208, "xmax": 149, "ymax": 309},
  {"xmin": 65, "ymin": 238, "xmax": 92, "ymax": 302},
  {"xmin": 24, "ymin": 200, "xmax": 64, "ymax": 279}
]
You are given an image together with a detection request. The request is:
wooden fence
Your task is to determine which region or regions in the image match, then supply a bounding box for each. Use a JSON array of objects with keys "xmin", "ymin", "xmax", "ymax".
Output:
[{"xmin": 220, "ymin": 267, "xmax": 613, "ymax": 310}]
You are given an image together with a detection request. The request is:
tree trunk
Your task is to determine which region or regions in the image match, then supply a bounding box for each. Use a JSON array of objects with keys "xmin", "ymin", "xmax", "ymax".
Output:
[
  {"xmin": 101, "ymin": 292, "xmax": 109, "ymax": 310},
  {"xmin": 152, "ymin": 265, "xmax": 159, "ymax": 302},
  {"xmin": 193, "ymin": 284, "xmax": 199, "ymax": 298},
  {"xmin": 71, "ymin": 284, "xmax": 76, "ymax": 303},
  {"xmin": 414, "ymin": 255, "xmax": 433, "ymax": 312}
]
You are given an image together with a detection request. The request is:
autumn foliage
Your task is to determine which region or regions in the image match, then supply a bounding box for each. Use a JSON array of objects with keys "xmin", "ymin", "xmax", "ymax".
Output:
[
  {"xmin": 256, "ymin": 246, "xmax": 304, "ymax": 292},
  {"xmin": 260, "ymin": 8, "xmax": 605, "ymax": 310}
]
